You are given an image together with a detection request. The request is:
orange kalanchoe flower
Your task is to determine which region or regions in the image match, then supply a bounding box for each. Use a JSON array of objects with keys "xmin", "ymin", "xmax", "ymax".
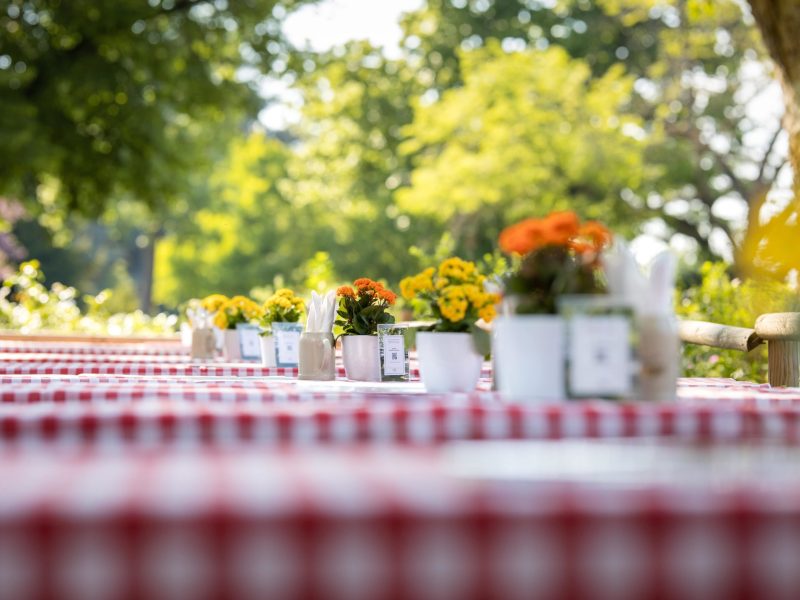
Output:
[
  {"xmin": 567, "ymin": 222, "xmax": 612, "ymax": 258},
  {"xmin": 566, "ymin": 240, "xmax": 595, "ymax": 255},
  {"xmin": 500, "ymin": 211, "xmax": 613, "ymax": 258},
  {"xmin": 543, "ymin": 210, "xmax": 580, "ymax": 245},
  {"xmin": 499, "ymin": 218, "xmax": 549, "ymax": 255},
  {"xmin": 579, "ymin": 221, "xmax": 612, "ymax": 249},
  {"xmin": 379, "ymin": 289, "xmax": 397, "ymax": 304},
  {"xmin": 353, "ymin": 278, "xmax": 374, "ymax": 290},
  {"xmin": 336, "ymin": 278, "xmax": 398, "ymax": 335}
]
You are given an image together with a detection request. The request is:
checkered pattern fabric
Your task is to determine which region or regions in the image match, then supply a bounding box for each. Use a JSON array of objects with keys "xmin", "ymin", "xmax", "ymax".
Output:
[
  {"xmin": 0, "ymin": 360, "xmax": 493, "ymax": 381},
  {"xmin": 1, "ymin": 381, "xmax": 799, "ymax": 446},
  {"xmin": 1, "ymin": 445, "xmax": 800, "ymax": 600},
  {"xmin": 0, "ymin": 340, "xmax": 185, "ymax": 355},
  {"xmin": 3, "ymin": 337, "xmax": 800, "ymax": 599}
]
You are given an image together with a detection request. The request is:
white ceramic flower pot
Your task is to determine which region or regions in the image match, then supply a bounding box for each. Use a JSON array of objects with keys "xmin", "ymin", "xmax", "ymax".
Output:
[
  {"xmin": 493, "ymin": 315, "xmax": 565, "ymax": 402},
  {"xmin": 260, "ymin": 335, "xmax": 277, "ymax": 368},
  {"xmin": 342, "ymin": 335, "xmax": 381, "ymax": 382},
  {"xmin": 416, "ymin": 331, "xmax": 482, "ymax": 393},
  {"xmin": 222, "ymin": 329, "xmax": 241, "ymax": 361}
]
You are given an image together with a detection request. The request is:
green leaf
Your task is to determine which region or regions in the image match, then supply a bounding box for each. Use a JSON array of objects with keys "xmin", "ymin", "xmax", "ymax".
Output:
[{"xmin": 471, "ymin": 326, "xmax": 491, "ymax": 358}]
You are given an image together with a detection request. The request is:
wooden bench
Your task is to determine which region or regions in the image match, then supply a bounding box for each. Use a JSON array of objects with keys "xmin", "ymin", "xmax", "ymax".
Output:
[{"xmin": 679, "ymin": 312, "xmax": 800, "ymax": 387}]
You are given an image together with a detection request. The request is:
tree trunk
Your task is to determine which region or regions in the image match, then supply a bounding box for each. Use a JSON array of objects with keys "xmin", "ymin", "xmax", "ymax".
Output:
[
  {"xmin": 138, "ymin": 237, "xmax": 155, "ymax": 314},
  {"xmin": 748, "ymin": 0, "xmax": 800, "ymax": 201},
  {"xmin": 130, "ymin": 226, "xmax": 164, "ymax": 314}
]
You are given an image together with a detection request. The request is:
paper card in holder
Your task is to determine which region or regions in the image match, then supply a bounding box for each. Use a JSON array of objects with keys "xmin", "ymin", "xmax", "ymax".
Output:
[
  {"xmin": 273, "ymin": 322, "xmax": 303, "ymax": 368},
  {"xmin": 236, "ymin": 324, "xmax": 263, "ymax": 361},
  {"xmin": 558, "ymin": 295, "xmax": 637, "ymax": 399},
  {"xmin": 378, "ymin": 323, "xmax": 409, "ymax": 381}
]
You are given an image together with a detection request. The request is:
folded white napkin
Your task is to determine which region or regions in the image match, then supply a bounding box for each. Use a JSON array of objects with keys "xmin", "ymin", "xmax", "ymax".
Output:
[
  {"xmin": 604, "ymin": 241, "xmax": 676, "ymax": 318},
  {"xmin": 305, "ymin": 290, "xmax": 336, "ymax": 332}
]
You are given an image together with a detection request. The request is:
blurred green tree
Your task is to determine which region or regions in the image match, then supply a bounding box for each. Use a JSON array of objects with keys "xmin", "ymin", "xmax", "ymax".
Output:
[
  {"xmin": 398, "ymin": 0, "xmax": 785, "ymax": 267},
  {"xmin": 397, "ymin": 44, "xmax": 646, "ymax": 255},
  {"xmin": 0, "ymin": 0, "xmax": 305, "ymax": 217},
  {"xmin": 153, "ymin": 131, "xmax": 312, "ymax": 305},
  {"xmin": 284, "ymin": 42, "xmax": 441, "ymax": 282},
  {"xmin": 0, "ymin": 0, "xmax": 309, "ymax": 309}
]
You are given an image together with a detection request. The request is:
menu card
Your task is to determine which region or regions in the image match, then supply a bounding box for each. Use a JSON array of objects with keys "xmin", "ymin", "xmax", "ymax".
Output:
[
  {"xmin": 236, "ymin": 324, "xmax": 262, "ymax": 361},
  {"xmin": 273, "ymin": 322, "xmax": 303, "ymax": 368},
  {"xmin": 378, "ymin": 324, "xmax": 409, "ymax": 381},
  {"xmin": 558, "ymin": 295, "xmax": 636, "ymax": 399}
]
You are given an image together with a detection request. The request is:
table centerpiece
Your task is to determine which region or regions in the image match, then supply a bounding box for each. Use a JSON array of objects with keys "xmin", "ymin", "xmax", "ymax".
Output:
[
  {"xmin": 401, "ymin": 258, "xmax": 499, "ymax": 393},
  {"xmin": 258, "ymin": 288, "xmax": 305, "ymax": 368},
  {"xmin": 212, "ymin": 295, "xmax": 264, "ymax": 361},
  {"xmin": 336, "ymin": 278, "xmax": 397, "ymax": 381},
  {"xmin": 495, "ymin": 210, "xmax": 612, "ymax": 401}
]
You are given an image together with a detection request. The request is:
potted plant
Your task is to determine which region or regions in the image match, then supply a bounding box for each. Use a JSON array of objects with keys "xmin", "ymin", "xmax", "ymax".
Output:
[
  {"xmin": 336, "ymin": 278, "xmax": 397, "ymax": 381},
  {"xmin": 400, "ymin": 258, "xmax": 499, "ymax": 393},
  {"xmin": 495, "ymin": 210, "xmax": 611, "ymax": 401},
  {"xmin": 259, "ymin": 289, "xmax": 305, "ymax": 368},
  {"xmin": 213, "ymin": 295, "xmax": 264, "ymax": 361}
]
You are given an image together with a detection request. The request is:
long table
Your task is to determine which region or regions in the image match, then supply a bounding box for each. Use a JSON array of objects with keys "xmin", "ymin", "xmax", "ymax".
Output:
[{"xmin": 3, "ymin": 338, "xmax": 800, "ymax": 599}]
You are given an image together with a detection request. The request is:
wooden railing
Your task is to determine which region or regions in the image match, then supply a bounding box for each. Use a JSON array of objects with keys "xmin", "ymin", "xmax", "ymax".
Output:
[{"xmin": 679, "ymin": 312, "xmax": 800, "ymax": 387}]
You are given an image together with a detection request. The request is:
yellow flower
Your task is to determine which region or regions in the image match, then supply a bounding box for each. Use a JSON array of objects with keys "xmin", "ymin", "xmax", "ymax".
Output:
[
  {"xmin": 400, "ymin": 277, "xmax": 415, "ymax": 300},
  {"xmin": 213, "ymin": 311, "xmax": 228, "ymax": 329},
  {"xmin": 400, "ymin": 267, "xmax": 436, "ymax": 300},
  {"xmin": 262, "ymin": 289, "xmax": 304, "ymax": 325},
  {"xmin": 437, "ymin": 285, "xmax": 469, "ymax": 322},
  {"xmin": 439, "ymin": 302, "xmax": 467, "ymax": 323},
  {"xmin": 214, "ymin": 296, "xmax": 263, "ymax": 328},
  {"xmin": 415, "ymin": 269, "xmax": 435, "ymax": 292},
  {"xmin": 462, "ymin": 284, "xmax": 482, "ymax": 304},
  {"xmin": 201, "ymin": 294, "xmax": 229, "ymax": 312},
  {"xmin": 438, "ymin": 257, "xmax": 478, "ymax": 282},
  {"xmin": 404, "ymin": 259, "xmax": 493, "ymax": 327},
  {"xmin": 479, "ymin": 305, "xmax": 496, "ymax": 323}
]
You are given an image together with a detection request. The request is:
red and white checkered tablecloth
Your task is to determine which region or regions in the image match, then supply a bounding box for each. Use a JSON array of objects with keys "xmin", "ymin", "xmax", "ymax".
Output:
[
  {"xmin": 1, "ymin": 380, "xmax": 800, "ymax": 446},
  {"xmin": 0, "ymin": 372, "xmax": 796, "ymax": 402},
  {"xmin": 0, "ymin": 360, "xmax": 298, "ymax": 377},
  {"xmin": 0, "ymin": 340, "xmax": 185, "ymax": 356},
  {"xmin": 0, "ymin": 360, "xmax": 493, "ymax": 381},
  {"xmin": 2, "ymin": 440, "xmax": 800, "ymax": 599},
  {"xmin": 4, "ymin": 338, "xmax": 800, "ymax": 599},
  {"xmin": 0, "ymin": 352, "xmax": 196, "ymax": 363}
]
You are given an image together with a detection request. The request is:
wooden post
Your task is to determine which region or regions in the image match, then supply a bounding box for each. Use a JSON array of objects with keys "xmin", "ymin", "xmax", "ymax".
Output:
[
  {"xmin": 767, "ymin": 340, "xmax": 800, "ymax": 388},
  {"xmin": 755, "ymin": 313, "xmax": 800, "ymax": 387}
]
